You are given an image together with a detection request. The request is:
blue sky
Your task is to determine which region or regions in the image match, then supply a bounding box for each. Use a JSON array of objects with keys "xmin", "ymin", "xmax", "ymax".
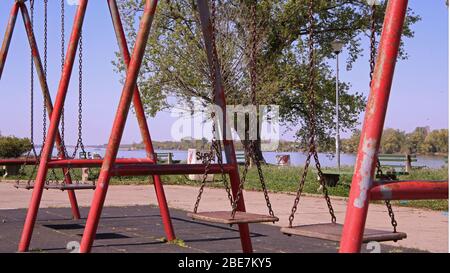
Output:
[{"xmin": 0, "ymin": 1, "xmax": 448, "ymax": 145}]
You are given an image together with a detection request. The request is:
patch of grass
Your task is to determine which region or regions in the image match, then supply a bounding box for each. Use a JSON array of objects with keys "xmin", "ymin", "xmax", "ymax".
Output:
[
  {"xmin": 157, "ymin": 237, "xmax": 188, "ymax": 248},
  {"xmin": 167, "ymin": 238, "xmax": 188, "ymax": 248},
  {"xmin": 29, "ymin": 248, "xmax": 45, "ymax": 253},
  {"xmin": 4, "ymin": 165, "xmax": 448, "ymax": 211}
]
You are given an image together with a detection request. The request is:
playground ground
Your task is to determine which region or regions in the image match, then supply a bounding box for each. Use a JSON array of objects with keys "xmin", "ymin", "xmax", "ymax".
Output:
[{"xmin": 0, "ymin": 183, "xmax": 447, "ymax": 253}]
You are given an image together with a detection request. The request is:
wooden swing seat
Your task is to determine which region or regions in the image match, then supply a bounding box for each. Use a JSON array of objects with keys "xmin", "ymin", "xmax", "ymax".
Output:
[
  {"xmin": 14, "ymin": 182, "xmax": 96, "ymax": 191},
  {"xmin": 187, "ymin": 211, "xmax": 279, "ymax": 225},
  {"xmin": 281, "ymin": 223, "xmax": 407, "ymax": 243}
]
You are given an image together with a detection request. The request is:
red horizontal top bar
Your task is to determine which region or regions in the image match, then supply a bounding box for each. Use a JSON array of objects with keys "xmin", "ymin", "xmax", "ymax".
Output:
[
  {"xmin": 0, "ymin": 158, "xmax": 155, "ymax": 166},
  {"xmin": 112, "ymin": 163, "xmax": 235, "ymax": 176},
  {"xmin": 0, "ymin": 158, "xmax": 235, "ymax": 175},
  {"xmin": 370, "ymin": 180, "xmax": 448, "ymax": 201}
]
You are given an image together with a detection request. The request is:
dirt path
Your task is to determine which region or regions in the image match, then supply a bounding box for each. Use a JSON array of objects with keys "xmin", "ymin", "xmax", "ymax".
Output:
[{"xmin": 0, "ymin": 182, "xmax": 447, "ymax": 252}]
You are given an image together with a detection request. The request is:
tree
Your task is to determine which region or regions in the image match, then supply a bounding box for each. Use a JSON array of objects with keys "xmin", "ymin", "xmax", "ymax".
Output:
[
  {"xmin": 0, "ymin": 136, "xmax": 33, "ymax": 158},
  {"xmin": 341, "ymin": 129, "xmax": 361, "ymax": 154},
  {"xmin": 380, "ymin": 128, "xmax": 406, "ymax": 154},
  {"xmin": 406, "ymin": 126, "xmax": 429, "ymax": 154},
  {"xmin": 421, "ymin": 129, "xmax": 448, "ymax": 154},
  {"xmin": 114, "ymin": 0, "xmax": 420, "ymax": 157}
]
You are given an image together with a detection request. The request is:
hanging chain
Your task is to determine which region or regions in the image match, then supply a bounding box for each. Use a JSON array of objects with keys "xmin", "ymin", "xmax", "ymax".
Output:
[
  {"xmin": 72, "ymin": 31, "xmax": 86, "ymax": 159},
  {"xmin": 288, "ymin": 0, "xmax": 336, "ymax": 227},
  {"xmin": 193, "ymin": 0, "xmax": 234, "ymax": 214},
  {"xmin": 369, "ymin": 4, "xmax": 398, "ymax": 233},
  {"xmin": 231, "ymin": 0, "xmax": 275, "ymax": 219},
  {"xmin": 29, "ymin": 0, "xmax": 35, "ymax": 149},
  {"xmin": 289, "ymin": 150, "xmax": 313, "ymax": 227},
  {"xmin": 307, "ymin": 0, "xmax": 336, "ymax": 224},
  {"xmin": 249, "ymin": 0, "xmax": 258, "ymax": 106},
  {"xmin": 376, "ymin": 160, "xmax": 398, "ymax": 232},
  {"xmin": 235, "ymin": 140, "xmax": 275, "ymax": 218},
  {"xmin": 42, "ymin": 0, "xmax": 48, "ymax": 147},
  {"xmin": 29, "ymin": 0, "xmax": 38, "ymax": 158},
  {"xmin": 60, "ymin": 0, "xmax": 67, "ymax": 157},
  {"xmin": 369, "ymin": 4, "xmax": 377, "ymax": 87},
  {"xmin": 17, "ymin": 0, "xmax": 38, "ymax": 188}
]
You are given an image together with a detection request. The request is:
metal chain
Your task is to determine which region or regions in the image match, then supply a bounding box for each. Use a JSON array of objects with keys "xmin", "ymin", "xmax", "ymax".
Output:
[
  {"xmin": 193, "ymin": 0, "xmax": 235, "ymax": 214},
  {"xmin": 314, "ymin": 152, "xmax": 337, "ymax": 223},
  {"xmin": 249, "ymin": 0, "xmax": 258, "ymax": 106},
  {"xmin": 305, "ymin": 0, "xmax": 336, "ymax": 223},
  {"xmin": 42, "ymin": 0, "xmax": 48, "ymax": 147},
  {"xmin": 288, "ymin": 0, "xmax": 336, "ymax": 227},
  {"xmin": 72, "ymin": 31, "xmax": 86, "ymax": 159},
  {"xmin": 30, "ymin": 0, "xmax": 35, "ymax": 148},
  {"xmin": 230, "ymin": 140, "xmax": 251, "ymax": 217},
  {"xmin": 376, "ymin": 160, "xmax": 398, "ymax": 232},
  {"xmin": 16, "ymin": 0, "xmax": 38, "ymax": 188},
  {"xmin": 370, "ymin": 5, "xmax": 398, "ymax": 233},
  {"xmin": 211, "ymin": 1, "xmax": 235, "ymax": 211},
  {"xmin": 238, "ymin": 140, "xmax": 275, "ymax": 218},
  {"xmin": 229, "ymin": 0, "xmax": 258, "ymax": 217},
  {"xmin": 369, "ymin": 4, "xmax": 377, "ymax": 87},
  {"xmin": 385, "ymin": 200, "xmax": 398, "ymax": 233},
  {"xmin": 60, "ymin": 0, "xmax": 67, "ymax": 157},
  {"xmin": 288, "ymin": 149, "xmax": 313, "ymax": 227},
  {"xmin": 231, "ymin": 0, "xmax": 275, "ymax": 219}
]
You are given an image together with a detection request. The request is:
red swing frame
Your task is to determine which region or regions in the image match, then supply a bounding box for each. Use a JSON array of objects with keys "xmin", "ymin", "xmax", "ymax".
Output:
[
  {"xmin": 2, "ymin": 0, "xmax": 447, "ymax": 254},
  {"xmin": 1, "ymin": 0, "xmax": 253, "ymax": 253},
  {"xmin": 340, "ymin": 0, "xmax": 448, "ymax": 252}
]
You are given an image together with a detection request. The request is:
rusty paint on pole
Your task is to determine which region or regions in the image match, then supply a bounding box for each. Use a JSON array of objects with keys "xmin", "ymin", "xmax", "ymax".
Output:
[
  {"xmin": 107, "ymin": 0, "xmax": 176, "ymax": 242},
  {"xmin": 0, "ymin": 2, "xmax": 19, "ymax": 79},
  {"xmin": 370, "ymin": 181, "xmax": 448, "ymax": 201},
  {"xmin": 18, "ymin": 0, "xmax": 89, "ymax": 252},
  {"xmin": 19, "ymin": 1, "xmax": 81, "ymax": 220},
  {"xmin": 339, "ymin": 0, "xmax": 409, "ymax": 253},
  {"xmin": 196, "ymin": 0, "xmax": 253, "ymax": 253},
  {"xmin": 79, "ymin": 0, "xmax": 159, "ymax": 253}
]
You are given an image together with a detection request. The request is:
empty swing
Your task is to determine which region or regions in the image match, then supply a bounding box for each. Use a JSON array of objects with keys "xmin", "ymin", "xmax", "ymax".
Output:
[
  {"xmin": 280, "ymin": 0, "xmax": 406, "ymax": 243},
  {"xmin": 48, "ymin": 0, "xmax": 95, "ymax": 191},
  {"xmin": 15, "ymin": 0, "xmax": 95, "ymax": 191},
  {"xmin": 187, "ymin": 0, "xmax": 278, "ymax": 225},
  {"xmin": 15, "ymin": 0, "xmax": 56, "ymax": 190}
]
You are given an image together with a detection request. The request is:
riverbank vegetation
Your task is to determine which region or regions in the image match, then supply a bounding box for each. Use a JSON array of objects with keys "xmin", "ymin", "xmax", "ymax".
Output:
[
  {"xmin": 3, "ymin": 164, "xmax": 447, "ymax": 211},
  {"xmin": 100, "ymin": 127, "xmax": 448, "ymax": 156}
]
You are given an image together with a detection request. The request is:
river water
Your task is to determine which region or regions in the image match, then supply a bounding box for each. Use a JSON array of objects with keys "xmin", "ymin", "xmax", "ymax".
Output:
[{"xmin": 77, "ymin": 148, "xmax": 446, "ymax": 169}]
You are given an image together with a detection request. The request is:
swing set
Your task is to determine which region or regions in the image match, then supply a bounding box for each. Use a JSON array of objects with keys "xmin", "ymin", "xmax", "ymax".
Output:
[{"xmin": 0, "ymin": 0, "xmax": 447, "ymax": 254}]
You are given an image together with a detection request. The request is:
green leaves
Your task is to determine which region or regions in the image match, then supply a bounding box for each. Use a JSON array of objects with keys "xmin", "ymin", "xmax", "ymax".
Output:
[
  {"xmin": 0, "ymin": 136, "xmax": 33, "ymax": 158},
  {"xmin": 114, "ymin": 0, "xmax": 419, "ymax": 149},
  {"xmin": 342, "ymin": 127, "xmax": 449, "ymax": 155}
]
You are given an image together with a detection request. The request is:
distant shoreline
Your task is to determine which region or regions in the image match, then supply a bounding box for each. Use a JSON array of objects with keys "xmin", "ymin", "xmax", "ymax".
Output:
[
  {"xmin": 77, "ymin": 144, "xmax": 447, "ymax": 157},
  {"xmin": 31, "ymin": 141, "xmax": 447, "ymax": 157}
]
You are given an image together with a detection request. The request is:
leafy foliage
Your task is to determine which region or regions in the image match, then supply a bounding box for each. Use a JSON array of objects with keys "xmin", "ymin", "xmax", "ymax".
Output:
[
  {"xmin": 342, "ymin": 127, "xmax": 449, "ymax": 154},
  {"xmin": 114, "ymin": 0, "xmax": 420, "ymax": 150},
  {"xmin": 0, "ymin": 136, "xmax": 33, "ymax": 158}
]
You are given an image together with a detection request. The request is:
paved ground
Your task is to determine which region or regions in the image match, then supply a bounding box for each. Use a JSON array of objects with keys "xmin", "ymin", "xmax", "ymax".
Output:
[
  {"xmin": 0, "ymin": 206, "xmax": 424, "ymax": 253},
  {"xmin": 0, "ymin": 182, "xmax": 447, "ymax": 253}
]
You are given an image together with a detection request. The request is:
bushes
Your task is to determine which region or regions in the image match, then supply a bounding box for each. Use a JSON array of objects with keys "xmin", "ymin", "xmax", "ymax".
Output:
[
  {"xmin": 0, "ymin": 136, "xmax": 33, "ymax": 158},
  {"xmin": 342, "ymin": 127, "xmax": 449, "ymax": 154}
]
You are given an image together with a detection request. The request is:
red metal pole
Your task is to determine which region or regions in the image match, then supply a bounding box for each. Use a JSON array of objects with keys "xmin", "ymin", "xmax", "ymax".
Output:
[
  {"xmin": 107, "ymin": 0, "xmax": 175, "ymax": 242},
  {"xmin": 0, "ymin": 158, "xmax": 153, "ymax": 166},
  {"xmin": 18, "ymin": 2, "xmax": 81, "ymax": 220},
  {"xmin": 370, "ymin": 181, "xmax": 448, "ymax": 200},
  {"xmin": 339, "ymin": 0, "xmax": 408, "ymax": 253},
  {"xmin": 0, "ymin": 158, "xmax": 236, "ymax": 174},
  {"xmin": 197, "ymin": 0, "xmax": 253, "ymax": 253},
  {"xmin": 111, "ymin": 163, "xmax": 236, "ymax": 176},
  {"xmin": 79, "ymin": 0, "xmax": 158, "ymax": 253},
  {"xmin": 0, "ymin": 2, "xmax": 19, "ymax": 79},
  {"xmin": 18, "ymin": 0, "xmax": 88, "ymax": 252}
]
